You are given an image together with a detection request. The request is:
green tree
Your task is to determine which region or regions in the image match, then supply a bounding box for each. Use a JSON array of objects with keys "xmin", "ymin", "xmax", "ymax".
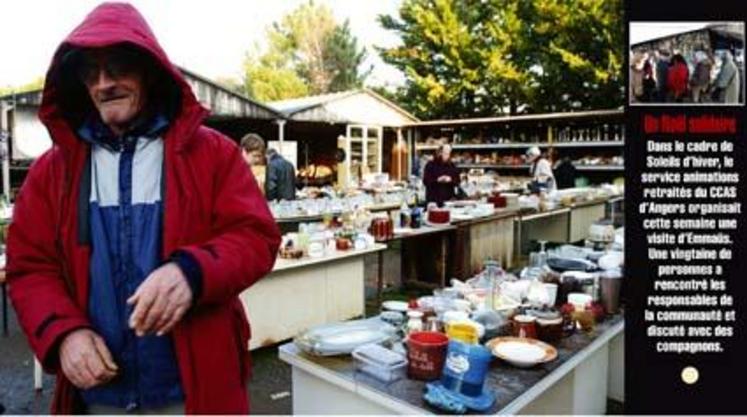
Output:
[
  {"xmin": 271, "ymin": 0, "xmax": 337, "ymax": 93},
  {"xmin": 243, "ymin": 0, "xmax": 369, "ymax": 101},
  {"xmin": 244, "ymin": 49, "xmax": 309, "ymax": 102},
  {"xmin": 378, "ymin": 0, "xmax": 623, "ymax": 119},
  {"xmin": 324, "ymin": 21, "xmax": 372, "ymax": 92}
]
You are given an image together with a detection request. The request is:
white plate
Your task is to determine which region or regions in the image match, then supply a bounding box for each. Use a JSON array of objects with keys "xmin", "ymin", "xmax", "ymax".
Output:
[
  {"xmin": 417, "ymin": 296, "xmax": 435, "ymax": 309},
  {"xmin": 486, "ymin": 337, "xmax": 558, "ymax": 368},
  {"xmin": 495, "ymin": 342, "xmax": 545, "ymax": 362},
  {"xmin": 451, "ymin": 213, "xmax": 474, "ymax": 221},
  {"xmin": 442, "ymin": 310, "xmax": 469, "ymax": 323},
  {"xmin": 382, "ymin": 300, "xmax": 409, "ymax": 312}
]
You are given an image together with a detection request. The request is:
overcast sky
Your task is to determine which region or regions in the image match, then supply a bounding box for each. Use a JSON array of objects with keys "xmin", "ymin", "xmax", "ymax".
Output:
[{"xmin": 1, "ymin": 0, "xmax": 406, "ymax": 89}]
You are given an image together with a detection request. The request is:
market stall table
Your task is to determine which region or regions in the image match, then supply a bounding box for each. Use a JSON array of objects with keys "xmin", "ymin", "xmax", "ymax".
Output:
[
  {"xmin": 606, "ymin": 196, "xmax": 624, "ymax": 227},
  {"xmin": 568, "ymin": 198, "xmax": 608, "ymax": 242},
  {"xmin": 374, "ymin": 224, "xmax": 457, "ymax": 302},
  {"xmin": 279, "ymin": 315, "xmax": 623, "ymax": 415},
  {"xmin": 275, "ymin": 202, "xmax": 402, "ymax": 233},
  {"xmin": 239, "ymin": 244, "xmax": 386, "ymax": 350},
  {"xmin": 515, "ymin": 207, "xmax": 571, "ymax": 261},
  {"xmin": 514, "ymin": 194, "xmax": 622, "ymax": 262},
  {"xmin": 451, "ymin": 208, "xmax": 519, "ymax": 278}
]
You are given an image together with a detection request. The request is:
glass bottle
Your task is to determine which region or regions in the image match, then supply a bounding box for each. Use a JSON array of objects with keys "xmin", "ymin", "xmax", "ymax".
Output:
[
  {"xmin": 483, "ymin": 260, "xmax": 505, "ymax": 310},
  {"xmin": 536, "ymin": 240, "xmax": 549, "ymax": 269},
  {"xmin": 399, "ymin": 202, "xmax": 410, "ymax": 229}
]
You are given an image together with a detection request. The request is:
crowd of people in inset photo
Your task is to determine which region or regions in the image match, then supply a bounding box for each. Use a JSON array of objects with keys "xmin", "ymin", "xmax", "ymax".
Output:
[{"xmin": 630, "ymin": 48, "xmax": 742, "ymax": 104}]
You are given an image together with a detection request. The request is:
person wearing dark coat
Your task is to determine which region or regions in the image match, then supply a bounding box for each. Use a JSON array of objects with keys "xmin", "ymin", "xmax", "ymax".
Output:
[
  {"xmin": 265, "ymin": 147, "xmax": 296, "ymax": 201},
  {"xmin": 655, "ymin": 50, "xmax": 671, "ymax": 102},
  {"xmin": 423, "ymin": 144, "xmax": 460, "ymax": 207},
  {"xmin": 553, "ymin": 157, "xmax": 578, "ymax": 189}
]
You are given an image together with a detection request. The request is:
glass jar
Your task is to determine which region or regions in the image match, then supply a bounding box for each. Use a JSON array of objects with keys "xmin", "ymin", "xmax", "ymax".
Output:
[{"xmin": 406, "ymin": 310, "xmax": 424, "ymax": 335}]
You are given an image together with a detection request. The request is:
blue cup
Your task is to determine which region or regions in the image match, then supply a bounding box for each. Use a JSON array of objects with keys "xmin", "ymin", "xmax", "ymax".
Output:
[{"xmin": 440, "ymin": 340, "xmax": 493, "ymax": 398}]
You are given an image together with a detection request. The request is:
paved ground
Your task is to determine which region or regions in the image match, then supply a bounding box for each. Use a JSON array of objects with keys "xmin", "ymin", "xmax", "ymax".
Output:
[
  {"xmin": 0, "ymin": 302, "xmax": 292, "ymax": 415},
  {"xmin": 0, "ymin": 304, "xmax": 56, "ymax": 415},
  {"xmin": 0, "ymin": 260, "xmax": 406, "ymax": 415},
  {"xmin": 1, "ymin": 284, "xmax": 622, "ymax": 415}
]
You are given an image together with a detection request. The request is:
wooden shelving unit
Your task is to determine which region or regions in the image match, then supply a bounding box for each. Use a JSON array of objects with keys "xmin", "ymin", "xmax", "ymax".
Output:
[{"xmin": 406, "ymin": 109, "xmax": 625, "ymax": 184}]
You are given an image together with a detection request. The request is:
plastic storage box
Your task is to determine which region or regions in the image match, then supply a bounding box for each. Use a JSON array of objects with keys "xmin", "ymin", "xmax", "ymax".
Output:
[{"xmin": 352, "ymin": 343, "xmax": 408, "ymax": 383}]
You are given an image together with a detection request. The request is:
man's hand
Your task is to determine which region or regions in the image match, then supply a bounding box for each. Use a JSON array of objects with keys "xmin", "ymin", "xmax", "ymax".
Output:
[
  {"xmin": 437, "ymin": 175, "xmax": 452, "ymax": 183},
  {"xmin": 128, "ymin": 262, "xmax": 192, "ymax": 337},
  {"xmin": 60, "ymin": 329, "xmax": 118, "ymax": 389}
]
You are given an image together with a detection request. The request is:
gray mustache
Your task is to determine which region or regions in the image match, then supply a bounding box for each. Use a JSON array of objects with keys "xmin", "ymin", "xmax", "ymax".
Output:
[{"xmin": 96, "ymin": 89, "xmax": 129, "ymax": 102}]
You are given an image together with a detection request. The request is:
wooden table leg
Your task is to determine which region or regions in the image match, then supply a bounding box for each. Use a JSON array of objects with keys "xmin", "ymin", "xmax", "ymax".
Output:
[
  {"xmin": 440, "ymin": 234, "xmax": 447, "ymax": 288},
  {"xmin": 34, "ymin": 357, "xmax": 43, "ymax": 391},
  {"xmin": 376, "ymin": 249, "xmax": 384, "ymax": 306},
  {"xmin": 2, "ymin": 282, "xmax": 7, "ymax": 337}
]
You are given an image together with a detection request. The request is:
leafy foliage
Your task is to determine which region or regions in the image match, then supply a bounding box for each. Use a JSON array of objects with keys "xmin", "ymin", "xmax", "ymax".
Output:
[
  {"xmin": 243, "ymin": 0, "xmax": 370, "ymax": 101},
  {"xmin": 378, "ymin": 0, "xmax": 623, "ymax": 118}
]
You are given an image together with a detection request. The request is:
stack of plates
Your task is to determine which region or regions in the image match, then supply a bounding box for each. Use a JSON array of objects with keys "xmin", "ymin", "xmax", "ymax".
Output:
[{"xmin": 295, "ymin": 319, "xmax": 397, "ymax": 356}]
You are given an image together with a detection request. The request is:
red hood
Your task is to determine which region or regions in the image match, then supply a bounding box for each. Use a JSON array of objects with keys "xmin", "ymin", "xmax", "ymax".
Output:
[{"xmin": 39, "ymin": 2, "xmax": 207, "ymax": 152}]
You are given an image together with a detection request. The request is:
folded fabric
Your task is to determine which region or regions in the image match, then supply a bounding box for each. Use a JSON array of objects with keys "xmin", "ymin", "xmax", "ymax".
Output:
[{"xmin": 424, "ymin": 383, "xmax": 467, "ymax": 414}]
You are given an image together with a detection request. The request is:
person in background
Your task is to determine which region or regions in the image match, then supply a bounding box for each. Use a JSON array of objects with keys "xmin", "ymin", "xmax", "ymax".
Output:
[
  {"xmin": 642, "ymin": 60, "xmax": 657, "ymax": 102},
  {"xmin": 690, "ymin": 51, "xmax": 713, "ymax": 103},
  {"xmin": 667, "ymin": 54, "xmax": 689, "ymax": 102},
  {"xmin": 415, "ymin": 152, "xmax": 432, "ymax": 179},
  {"xmin": 713, "ymin": 50, "xmax": 740, "ymax": 104},
  {"xmin": 655, "ymin": 49, "xmax": 671, "ymax": 102},
  {"xmin": 526, "ymin": 146, "xmax": 556, "ymax": 192},
  {"xmin": 423, "ymin": 144, "xmax": 460, "ymax": 207},
  {"xmin": 265, "ymin": 147, "xmax": 296, "ymax": 201},
  {"xmin": 550, "ymin": 148, "xmax": 577, "ymax": 190},
  {"xmin": 7, "ymin": 3, "xmax": 280, "ymax": 414},
  {"xmin": 630, "ymin": 52, "xmax": 646, "ymax": 102},
  {"xmin": 240, "ymin": 133, "xmax": 267, "ymax": 195}
]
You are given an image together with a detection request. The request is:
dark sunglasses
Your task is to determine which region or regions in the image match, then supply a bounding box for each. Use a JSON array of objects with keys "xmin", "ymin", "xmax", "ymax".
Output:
[{"xmin": 76, "ymin": 47, "xmax": 144, "ymax": 85}]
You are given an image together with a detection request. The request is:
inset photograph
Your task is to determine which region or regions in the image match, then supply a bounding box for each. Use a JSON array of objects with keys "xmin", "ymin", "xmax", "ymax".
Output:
[{"xmin": 629, "ymin": 22, "xmax": 744, "ymax": 105}]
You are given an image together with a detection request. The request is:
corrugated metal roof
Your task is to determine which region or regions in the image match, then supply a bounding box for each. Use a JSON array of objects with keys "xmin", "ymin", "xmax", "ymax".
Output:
[
  {"xmin": 268, "ymin": 89, "xmax": 418, "ymax": 126},
  {"xmin": 630, "ymin": 22, "xmax": 744, "ymax": 47},
  {"xmin": 1, "ymin": 67, "xmax": 285, "ymax": 120},
  {"xmin": 269, "ymin": 90, "xmax": 358, "ymax": 115},
  {"xmin": 179, "ymin": 68, "xmax": 284, "ymax": 119}
]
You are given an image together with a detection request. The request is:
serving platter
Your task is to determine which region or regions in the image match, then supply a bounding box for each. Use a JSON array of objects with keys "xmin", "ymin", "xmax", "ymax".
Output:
[{"xmin": 485, "ymin": 336, "xmax": 558, "ymax": 368}]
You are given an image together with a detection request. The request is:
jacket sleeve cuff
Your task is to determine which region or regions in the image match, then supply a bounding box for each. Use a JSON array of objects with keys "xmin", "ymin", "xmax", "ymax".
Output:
[
  {"xmin": 39, "ymin": 318, "xmax": 91, "ymax": 373},
  {"xmin": 170, "ymin": 250, "xmax": 203, "ymax": 303}
]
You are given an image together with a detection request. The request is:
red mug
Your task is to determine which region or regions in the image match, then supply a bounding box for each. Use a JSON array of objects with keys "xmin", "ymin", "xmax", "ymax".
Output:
[{"xmin": 407, "ymin": 331, "xmax": 449, "ymax": 381}]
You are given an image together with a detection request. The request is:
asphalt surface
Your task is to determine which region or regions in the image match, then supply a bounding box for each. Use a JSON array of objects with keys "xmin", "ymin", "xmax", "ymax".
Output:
[
  {"xmin": 0, "ymin": 301, "xmax": 292, "ymax": 415},
  {"xmin": 0, "ymin": 254, "xmax": 395, "ymax": 415}
]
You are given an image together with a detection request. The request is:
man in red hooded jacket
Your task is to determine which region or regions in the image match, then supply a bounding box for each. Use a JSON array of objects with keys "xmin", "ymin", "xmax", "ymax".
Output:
[{"xmin": 7, "ymin": 2, "xmax": 280, "ymax": 414}]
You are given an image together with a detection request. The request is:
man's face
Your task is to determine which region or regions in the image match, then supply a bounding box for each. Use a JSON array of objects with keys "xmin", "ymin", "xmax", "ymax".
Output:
[
  {"xmin": 242, "ymin": 150, "xmax": 264, "ymax": 167},
  {"xmin": 79, "ymin": 47, "xmax": 147, "ymax": 133},
  {"xmin": 440, "ymin": 145, "xmax": 452, "ymax": 161}
]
